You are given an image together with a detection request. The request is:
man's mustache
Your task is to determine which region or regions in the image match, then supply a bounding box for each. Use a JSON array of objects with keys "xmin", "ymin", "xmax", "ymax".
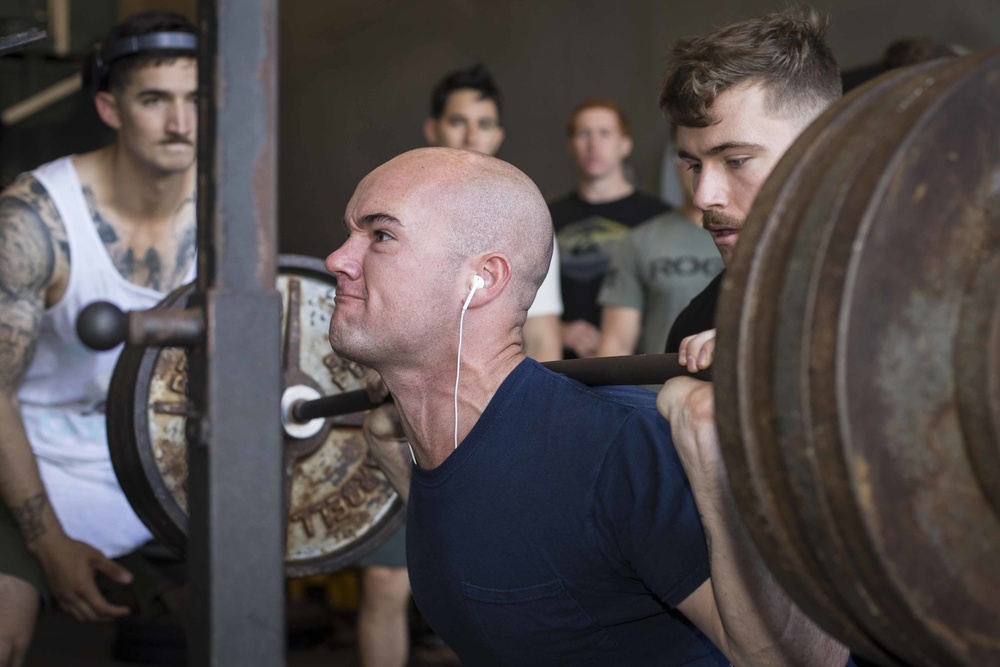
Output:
[{"xmin": 703, "ymin": 210, "xmax": 744, "ymax": 230}]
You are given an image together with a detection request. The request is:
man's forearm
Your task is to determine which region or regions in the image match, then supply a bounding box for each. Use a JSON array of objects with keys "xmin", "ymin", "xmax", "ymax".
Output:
[
  {"xmin": 522, "ymin": 314, "xmax": 561, "ymax": 362},
  {"xmin": 362, "ymin": 404, "xmax": 413, "ymax": 503},
  {"xmin": 368, "ymin": 440, "xmax": 412, "ymax": 504},
  {"xmin": 0, "ymin": 394, "xmax": 64, "ymax": 548},
  {"xmin": 594, "ymin": 333, "xmax": 634, "ymax": 357},
  {"xmin": 687, "ymin": 424, "xmax": 847, "ymax": 666},
  {"xmin": 595, "ymin": 306, "xmax": 641, "ymax": 357},
  {"xmin": 660, "ymin": 378, "xmax": 847, "ymax": 667}
]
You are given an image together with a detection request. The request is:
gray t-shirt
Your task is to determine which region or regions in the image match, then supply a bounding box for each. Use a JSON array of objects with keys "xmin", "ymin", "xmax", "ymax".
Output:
[{"xmin": 598, "ymin": 210, "xmax": 723, "ymax": 354}]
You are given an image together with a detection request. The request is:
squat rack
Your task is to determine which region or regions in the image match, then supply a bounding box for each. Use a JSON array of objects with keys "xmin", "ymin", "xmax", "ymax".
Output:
[{"xmin": 189, "ymin": 1, "xmax": 284, "ymax": 663}]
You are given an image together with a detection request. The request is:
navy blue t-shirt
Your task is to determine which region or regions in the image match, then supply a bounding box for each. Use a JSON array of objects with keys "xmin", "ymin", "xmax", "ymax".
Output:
[{"xmin": 407, "ymin": 359, "xmax": 728, "ymax": 666}]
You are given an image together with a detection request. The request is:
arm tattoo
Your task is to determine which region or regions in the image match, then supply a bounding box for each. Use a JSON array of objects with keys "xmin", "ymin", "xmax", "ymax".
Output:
[
  {"xmin": 12, "ymin": 492, "xmax": 49, "ymax": 543},
  {"xmin": 0, "ymin": 191, "xmax": 56, "ymax": 391},
  {"xmin": 26, "ymin": 178, "xmax": 69, "ymax": 265},
  {"xmin": 0, "ymin": 302, "xmax": 41, "ymax": 390},
  {"xmin": 0, "ymin": 197, "xmax": 56, "ymax": 295}
]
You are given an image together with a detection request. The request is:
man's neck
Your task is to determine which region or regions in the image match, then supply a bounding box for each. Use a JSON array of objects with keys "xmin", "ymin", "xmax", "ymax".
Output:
[
  {"xmin": 382, "ymin": 343, "xmax": 523, "ymax": 470},
  {"xmin": 577, "ymin": 170, "xmax": 633, "ymax": 204},
  {"xmin": 95, "ymin": 144, "xmax": 195, "ymax": 222}
]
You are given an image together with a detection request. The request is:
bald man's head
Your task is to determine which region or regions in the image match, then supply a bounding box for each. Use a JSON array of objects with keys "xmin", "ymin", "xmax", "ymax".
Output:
[{"xmin": 358, "ymin": 148, "xmax": 552, "ymax": 312}]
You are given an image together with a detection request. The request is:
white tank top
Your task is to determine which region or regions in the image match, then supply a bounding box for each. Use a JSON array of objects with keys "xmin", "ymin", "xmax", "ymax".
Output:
[{"xmin": 17, "ymin": 156, "xmax": 195, "ymax": 556}]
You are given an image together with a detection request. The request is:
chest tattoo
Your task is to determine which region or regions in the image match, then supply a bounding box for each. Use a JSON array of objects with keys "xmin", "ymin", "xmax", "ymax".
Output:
[{"xmin": 83, "ymin": 186, "xmax": 195, "ymax": 292}]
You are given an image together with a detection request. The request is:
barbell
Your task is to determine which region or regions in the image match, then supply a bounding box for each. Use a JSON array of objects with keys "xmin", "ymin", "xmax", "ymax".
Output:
[
  {"xmin": 78, "ymin": 259, "xmax": 707, "ymax": 578},
  {"xmin": 76, "ymin": 45, "xmax": 1000, "ymax": 666}
]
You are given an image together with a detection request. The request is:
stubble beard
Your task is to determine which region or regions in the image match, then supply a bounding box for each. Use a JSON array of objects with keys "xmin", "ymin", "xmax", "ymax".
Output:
[{"xmin": 702, "ymin": 209, "xmax": 744, "ymax": 231}]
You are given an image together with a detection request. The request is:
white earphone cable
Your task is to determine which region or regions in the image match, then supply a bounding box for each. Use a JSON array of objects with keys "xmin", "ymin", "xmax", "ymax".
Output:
[
  {"xmin": 455, "ymin": 304, "xmax": 468, "ymax": 450},
  {"xmin": 455, "ymin": 276, "xmax": 481, "ymax": 451}
]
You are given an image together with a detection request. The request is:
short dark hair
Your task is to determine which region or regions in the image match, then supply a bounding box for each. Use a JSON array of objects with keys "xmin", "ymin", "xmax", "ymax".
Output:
[
  {"xmin": 95, "ymin": 10, "xmax": 197, "ymax": 93},
  {"xmin": 659, "ymin": 5, "xmax": 841, "ymax": 128},
  {"xmin": 429, "ymin": 64, "xmax": 502, "ymax": 122},
  {"xmin": 566, "ymin": 98, "xmax": 632, "ymax": 138},
  {"xmin": 880, "ymin": 37, "xmax": 961, "ymax": 70}
]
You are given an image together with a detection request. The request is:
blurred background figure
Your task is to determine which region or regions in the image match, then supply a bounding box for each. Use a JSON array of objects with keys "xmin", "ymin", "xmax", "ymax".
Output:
[
  {"xmin": 596, "ymin": 125, "xmax": 722, "ymax": 358},
  {"xmin": 0, "ymin": 10, "xmax": 197, "ymax": 667},
  {"xmin": 881, "ymin": 35, "xmax": 964, "ymax": 69},
  {"xmin": 424, "ymin": 64, "xmax": 562, "ymax": 362},
  {"xmin": 550, "ymin": 99, "xmax": 670, "ymax": 358},
  {"xmin": 842, "ymin": 35, "xmax": 964, "ymax": 91}
]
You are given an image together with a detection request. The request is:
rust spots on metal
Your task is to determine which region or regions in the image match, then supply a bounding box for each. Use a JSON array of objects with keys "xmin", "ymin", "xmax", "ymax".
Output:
[
  {"xmin": 283, "ymin": 278, "xmax": 301, "ymax": 373},
  {"xmin": 322, "ymin": 352, "xmax": 366, "ymax": 391},
  {"xmin": 107, "ymin": 256, "xmax": 404, "ymax": 577}
]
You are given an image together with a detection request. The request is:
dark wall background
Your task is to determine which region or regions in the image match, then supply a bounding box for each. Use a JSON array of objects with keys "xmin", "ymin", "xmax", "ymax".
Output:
[
  {"xmin": 2, "ymin": 0, "xmax": 999, "ymax": 258},
  {"xmin": 277, "ymin": 0, "xmax": 1000, "ymax": 258}
]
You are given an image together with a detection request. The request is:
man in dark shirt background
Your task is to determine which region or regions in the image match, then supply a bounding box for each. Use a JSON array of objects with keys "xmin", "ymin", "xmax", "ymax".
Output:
[{"xmin": 549, "ymin": 99, "xmax": 670, "ymax": 358}]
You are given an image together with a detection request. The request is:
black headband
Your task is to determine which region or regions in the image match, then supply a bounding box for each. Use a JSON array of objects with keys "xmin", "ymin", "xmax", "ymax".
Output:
[{"xmin": 99, "ymin": 31, "xmax": 197, "ymax": 65}]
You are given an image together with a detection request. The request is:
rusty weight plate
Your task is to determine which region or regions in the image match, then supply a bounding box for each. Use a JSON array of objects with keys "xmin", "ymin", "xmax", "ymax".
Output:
[
  {"xmin": 955, "ymin": 250, "xmax": 1000, "ymax": 517},
  {"xmin": 712, "ymin": 64, "xmax": 927, "ymax": 666},
  {"xmin": 107, "ymin": 254, "xmax": 404, "ymax": 577},
  {"xmin": 767, "ymin": 56, "xmax": 971, "ymax": 667},
  {"xmin": 813, "ymin": 47, "xmax": 1000, "ymax": 665},
  {"xmin": 717, "ymin": 46, "xmax": 1000, "ymax": 667}
]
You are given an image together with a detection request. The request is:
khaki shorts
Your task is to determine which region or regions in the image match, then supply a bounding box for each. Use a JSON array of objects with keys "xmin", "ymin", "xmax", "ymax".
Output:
[{"xmin": 0, "ymin": 500, "xmax": 184, "ymax": 618}]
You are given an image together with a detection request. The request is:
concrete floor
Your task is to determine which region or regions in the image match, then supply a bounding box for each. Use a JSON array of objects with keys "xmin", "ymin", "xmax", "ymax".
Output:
[{"xmin": 25, "ymin": 607, "xmax": 461, "ymax": 667}]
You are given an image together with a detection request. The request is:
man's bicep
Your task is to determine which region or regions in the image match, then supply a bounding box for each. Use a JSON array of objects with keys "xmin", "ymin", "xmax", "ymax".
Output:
[{"xmin": 0, "ymin": 195, "xmax": 56, "ymax": 391}]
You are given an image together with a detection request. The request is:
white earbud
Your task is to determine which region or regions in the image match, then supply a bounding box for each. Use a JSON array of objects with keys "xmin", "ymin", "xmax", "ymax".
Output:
[{"xmin": 462, "ymin": 275, "xmax": 485, "ymax": 311}]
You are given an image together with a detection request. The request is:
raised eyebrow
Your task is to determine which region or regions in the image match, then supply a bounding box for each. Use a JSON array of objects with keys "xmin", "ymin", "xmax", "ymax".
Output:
[{"xmin": 357, "ymin": 213, "xmax": 402, "ymax": 229}]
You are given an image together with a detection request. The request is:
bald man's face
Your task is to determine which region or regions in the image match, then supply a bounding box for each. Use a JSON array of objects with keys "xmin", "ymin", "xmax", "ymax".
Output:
[{"xmin": 326, "ymin": 165, "xmax": 459, "ymax": 366}]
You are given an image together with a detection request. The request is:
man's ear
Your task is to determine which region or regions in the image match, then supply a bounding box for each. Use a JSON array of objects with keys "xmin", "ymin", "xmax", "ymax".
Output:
[
  {"xmin": 94, "ymin": 91, "xmax": 122, "ymax": 131},
  {"xmin": 422, "ymin": 117, "xmax": 439, "ymax": 146},
  {"xmin": 620, "ymin": 135, "xmax": 634, "ymax": 160},
  {"xmin": 468, "ymin": 253, "xmax": 511, "ymax": 308}
]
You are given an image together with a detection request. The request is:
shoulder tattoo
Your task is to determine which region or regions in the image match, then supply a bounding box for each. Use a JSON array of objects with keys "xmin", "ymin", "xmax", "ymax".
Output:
[{"xmin": 0, "ymin": 182, "xmax": 61, "ymax": 390}]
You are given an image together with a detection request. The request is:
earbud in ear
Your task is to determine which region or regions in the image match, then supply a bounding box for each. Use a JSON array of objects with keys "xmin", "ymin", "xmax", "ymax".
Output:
[{"xmin": 463, "ymin": 275, "xmax": 485, "ymax": 311}]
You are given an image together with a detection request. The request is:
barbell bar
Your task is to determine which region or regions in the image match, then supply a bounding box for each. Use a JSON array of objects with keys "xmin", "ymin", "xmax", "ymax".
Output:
[{"xmin": 78, "ymin": 299, "xmax": 712, "ymax": 426}]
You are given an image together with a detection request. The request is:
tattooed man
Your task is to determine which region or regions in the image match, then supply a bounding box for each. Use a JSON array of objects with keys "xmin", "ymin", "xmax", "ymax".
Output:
[{"xmin": 0, "ymin": 11, "xmax": 197, "ymax": 665}]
